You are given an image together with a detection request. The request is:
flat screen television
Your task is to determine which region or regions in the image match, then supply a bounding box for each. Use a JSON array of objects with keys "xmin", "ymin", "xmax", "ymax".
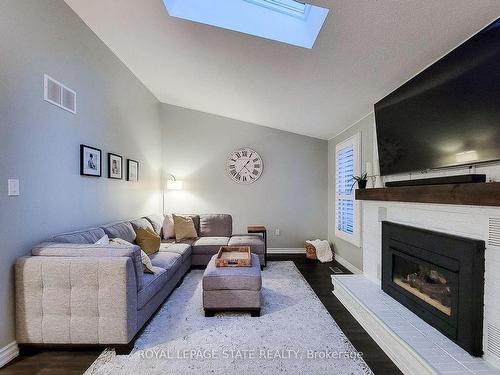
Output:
[{"xmin": 375, "ymin": 18, "xmax": 500, "ymax": 176}]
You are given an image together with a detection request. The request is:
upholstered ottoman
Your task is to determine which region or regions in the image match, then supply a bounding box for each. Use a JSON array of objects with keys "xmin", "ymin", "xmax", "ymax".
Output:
[{"xmin": 202, "ymin": 253, "xmax": 262, "ymax": 317}]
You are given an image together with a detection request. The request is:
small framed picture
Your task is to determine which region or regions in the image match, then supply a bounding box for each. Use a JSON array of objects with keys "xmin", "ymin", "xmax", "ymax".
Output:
[
  {"xmin": 127, "ymin": 159, "xmax": 139, "ymax": 182},
  {"xmin": 80, "ymin": 145, "xmax": 101, "ymax": 177},
  {"xmin": 108, "ymin": 153, "xmax": 123, "ymax": 179}
]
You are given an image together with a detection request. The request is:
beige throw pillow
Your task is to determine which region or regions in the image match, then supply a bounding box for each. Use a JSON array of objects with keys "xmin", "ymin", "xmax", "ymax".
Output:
[
  {"xmin": 110, "ymin": 237, "xmax": 155, "ymax": 274},
  {"xmin": 162, "ymin": 214, "xmax": 175, "ymax": 239},
  {"xmin": 173, "ymin": 214, "xmax": 198, "ymax": 242}
]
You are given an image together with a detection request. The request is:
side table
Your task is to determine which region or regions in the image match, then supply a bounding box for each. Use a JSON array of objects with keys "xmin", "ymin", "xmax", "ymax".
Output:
[{"xmin": 247, "ymin": 225, "xmax": 267, "ymax": 267}]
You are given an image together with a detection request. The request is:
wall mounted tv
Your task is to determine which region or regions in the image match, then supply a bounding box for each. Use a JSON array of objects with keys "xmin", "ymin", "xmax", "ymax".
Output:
[{"xmin": 375, "ymin": 18, "xmax": 500, "ymax": 176}]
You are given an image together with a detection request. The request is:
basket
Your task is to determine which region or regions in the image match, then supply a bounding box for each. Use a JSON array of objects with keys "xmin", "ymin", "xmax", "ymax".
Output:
[{"xmin": 304, "ymin": 242, "xmax": 318, "ymax": 260}]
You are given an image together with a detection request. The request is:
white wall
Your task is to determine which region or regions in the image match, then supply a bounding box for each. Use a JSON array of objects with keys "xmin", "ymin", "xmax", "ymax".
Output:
[
  {"xmin": 0, "ymin": 0, "xmax": 162, "ymax": 350},
  {"xmin": 161, "ymin": 104, "xmax": 328, "ymax": 248},
  {"xmin": 328, "ymin": 113, "xmax": 375, "ymax": 270}
]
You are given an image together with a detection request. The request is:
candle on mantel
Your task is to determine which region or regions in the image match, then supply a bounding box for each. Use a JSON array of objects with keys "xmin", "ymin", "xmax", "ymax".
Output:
[
  {"xmin": 373, "ymin": 161, "xmax": 380, "ymax": 176},
  {"xmin": 366, "ymin": 161, "xmax": 373, "ymax": 176},
  {"xmin": 373, "ymin": 161, "xmax": 383, "ymax": 188}
]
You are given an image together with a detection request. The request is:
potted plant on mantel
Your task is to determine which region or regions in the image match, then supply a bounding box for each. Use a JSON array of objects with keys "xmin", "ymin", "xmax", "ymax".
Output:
[{"xmin": 351, "ymin": 172, "xmax": 368, "ymax": 191}]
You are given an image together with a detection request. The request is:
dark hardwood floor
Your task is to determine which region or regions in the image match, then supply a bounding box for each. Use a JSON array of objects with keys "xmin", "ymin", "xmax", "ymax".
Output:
[
  {"xmin": 0, "ymin": 349, "xmax": 101, "ymax": 375},
  {"xmin": 1, "ymin": 255, "xmax": 401, "ymax": 375}
]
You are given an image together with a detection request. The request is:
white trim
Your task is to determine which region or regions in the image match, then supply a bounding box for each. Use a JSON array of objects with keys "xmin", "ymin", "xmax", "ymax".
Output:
[
  {"xmin": 332, "ymin": 277, "xmax": 436, "ymax": 375},
  {"xmin": 268, "ymin": 248, "xmax": 305, "ymax": 254},
  {"xmin": 0, "ymin": 341, "xmax": 19, "ymax": 368},
  {"xmin": 334, "ymin": 253, "xmax": 362, "ymax": 274},
  {"xmin": 328, "ymin": 111, "xmax": 374, "ymax": 141},
  {"xmin": 334, "ymin": 132, "xmax": 362, "ymax": 247}
]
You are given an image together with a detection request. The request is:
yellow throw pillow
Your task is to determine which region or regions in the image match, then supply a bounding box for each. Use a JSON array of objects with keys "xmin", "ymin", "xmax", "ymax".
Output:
[
  {"xmin": 173, "ymin": 214, "xmax": 198, "ymax": 242},
  {"xmin": 135, "ymin": 227, "xmax": 161, "ymax": 256},
  {"xmin": 110, "ymin": 237, "xmax": 155, "ymax": 274}
]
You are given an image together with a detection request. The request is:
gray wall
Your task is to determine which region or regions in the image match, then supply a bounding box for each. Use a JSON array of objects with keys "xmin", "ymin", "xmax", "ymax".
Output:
[
  {"xmin": 161, "ymin": 104, "xmax": 328, "ymax": 248},
  {"xmin": 0, "ymin": 0, "xmax": 162, "ymax": 349},
  {"xmin": 328, "ymin": 113, "xmax": 375, "ymax": 270}
]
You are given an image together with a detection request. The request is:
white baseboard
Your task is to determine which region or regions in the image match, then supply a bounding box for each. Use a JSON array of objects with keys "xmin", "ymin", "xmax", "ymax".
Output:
[
  {"xmin": 268, "ymin": 248, "xmax": 305, "ymax": 254},
  {"xmin": 0, "ymin": 341, "xmax": 19, "ymax": 368},
  {"xmin": 334, "ymin": 254, "xmax": 363, "ymax": 274}
]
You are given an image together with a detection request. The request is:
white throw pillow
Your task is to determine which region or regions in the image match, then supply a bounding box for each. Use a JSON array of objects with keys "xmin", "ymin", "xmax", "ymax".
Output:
[
  {"xmin": 94, "ymin": 234, "xmax": 110, "ymax": 245},
  {"xmin": 110, "ymin": 237, "xmax": 155, "ymax": 274},
  {"xmin": 162, "ymin": 214, "xmax": 175, "ymax": 239}
]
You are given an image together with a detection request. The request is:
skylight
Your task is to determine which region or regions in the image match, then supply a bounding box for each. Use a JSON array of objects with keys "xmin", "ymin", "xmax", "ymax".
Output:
[
  {"xmin": 244, "ymin": 0, "xmax": 310, "ymax": 20},
  {"xmin": 162, "ymin": 0, "xmax": 329, "ymax": 49}
]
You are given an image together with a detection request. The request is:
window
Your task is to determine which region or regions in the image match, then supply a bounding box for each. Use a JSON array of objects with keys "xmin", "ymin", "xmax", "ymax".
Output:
[{"xmin": 335, "ymin": 133, "xmax": 361, "ymax": 246}]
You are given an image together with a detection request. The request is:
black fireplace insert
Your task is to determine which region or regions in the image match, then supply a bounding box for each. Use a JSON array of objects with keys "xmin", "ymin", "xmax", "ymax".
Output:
[{"xmin": 382, "ymin": 222, "xmax": 485, "ymax": 356}]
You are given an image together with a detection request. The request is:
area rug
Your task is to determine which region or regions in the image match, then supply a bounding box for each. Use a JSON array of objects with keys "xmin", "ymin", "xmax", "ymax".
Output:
[{"xmin": 85, "ymin": 261, "xmax": 372, "ymax": 375}]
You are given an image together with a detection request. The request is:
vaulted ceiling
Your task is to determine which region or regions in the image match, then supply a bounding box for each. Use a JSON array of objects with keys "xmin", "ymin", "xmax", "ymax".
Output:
[{"xmin": 65, "ymin": 0, "xmax": 500, "ymax": 139}]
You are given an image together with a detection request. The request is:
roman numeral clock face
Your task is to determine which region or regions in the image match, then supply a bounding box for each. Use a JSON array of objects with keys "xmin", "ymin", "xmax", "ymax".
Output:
[{"xmin": 226, "ymin": 148, "xmax": 263, "ymax": 184}]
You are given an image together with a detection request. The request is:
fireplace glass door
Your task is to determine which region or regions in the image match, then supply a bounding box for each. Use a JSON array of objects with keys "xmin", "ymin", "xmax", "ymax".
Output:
[{"xmin": 392, "ymin": 251, "xmax": 455, "ymax": 317}]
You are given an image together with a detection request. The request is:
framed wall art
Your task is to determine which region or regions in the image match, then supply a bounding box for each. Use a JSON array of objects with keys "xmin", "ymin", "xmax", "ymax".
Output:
[{"xmin": 80, "ymin": 145, "xmax": 102, "ymax": 177}]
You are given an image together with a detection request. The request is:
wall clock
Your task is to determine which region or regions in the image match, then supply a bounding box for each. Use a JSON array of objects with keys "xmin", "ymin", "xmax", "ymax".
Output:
[{"xmin": 226, "ymin": 148, "xmax": 263, "ymax": 184}]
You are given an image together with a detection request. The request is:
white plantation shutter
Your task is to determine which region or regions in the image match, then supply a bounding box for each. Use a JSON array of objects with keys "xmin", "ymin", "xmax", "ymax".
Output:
[{"xmin": 335, "ymin": 133, "xmax": 361, "ymax": 246}]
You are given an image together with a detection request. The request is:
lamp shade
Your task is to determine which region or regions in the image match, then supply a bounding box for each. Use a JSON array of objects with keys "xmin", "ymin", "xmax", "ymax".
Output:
[{"xmin": 167, "ymin": 180, "xmax": 183, "ymax": 190}]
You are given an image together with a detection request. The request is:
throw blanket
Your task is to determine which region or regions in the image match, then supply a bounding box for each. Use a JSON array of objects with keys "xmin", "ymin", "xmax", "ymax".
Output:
[{"xmin": 306, "ymin": 240, "xmax": 333, "ymax": 263}]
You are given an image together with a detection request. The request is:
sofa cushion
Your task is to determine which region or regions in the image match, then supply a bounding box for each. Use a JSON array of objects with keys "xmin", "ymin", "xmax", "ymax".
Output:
[
  {"xmin": 199, "ymin": 214, "xmax": 232, "ymax": 237},
  {"xmin": 149, "ymin": 252, "xmax": 182, "ymax": 275},
  {"xmin": 228, "ymin": 235, "xmax": 265, "ymax": 254},
  {"xmin": 52, "ymin": 228, "xmax": 106, "ymax": 244},
  {"xmin": 144, "ymin": 214, "xmax": 164, "ymax": 236},
  {"xmin": 101, "ymin": 221, "xmax": 136, "ymax": 244},
  {"xmin": 191, "ymin": 237, "xmax": 229, "ymax": 255},
  {"xmin": 138, "ymin": 266, "xmax": 167, "ymax": 309},
  {"xmin": 159, "ymin": 242, "xmax": 192, "ymax": 262},
  {"xmin": 203, "ymin": 253, "xmax": 261, "ymax": 291},
  {"xmin": 130, "ymin": 218, "xmax": 155, "ymax": 233}
]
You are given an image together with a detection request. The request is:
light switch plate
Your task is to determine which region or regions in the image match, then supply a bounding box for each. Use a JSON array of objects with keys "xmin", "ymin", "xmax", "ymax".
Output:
[{"xmin": 8, "ymin": 179, "xmax": 20, "ymax": 196}]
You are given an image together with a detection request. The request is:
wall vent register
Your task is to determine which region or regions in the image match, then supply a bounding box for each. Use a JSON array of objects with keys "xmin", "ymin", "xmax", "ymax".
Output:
[
  {"xmin": 488, "ymin": 217, "xmax": 500, "ymax": 248},
  {"xmin": 44, "ymin": 74, "xmax": 76, "ymax": 114},
  {"xmin": 487, "ymin": 323, "xmax": 500, "ymax": 363}
]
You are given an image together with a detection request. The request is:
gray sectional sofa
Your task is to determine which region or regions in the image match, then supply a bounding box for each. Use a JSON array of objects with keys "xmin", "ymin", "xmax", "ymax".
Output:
[{"xmin": 15, "ymin": 214, "xmax": 265, "ymax": 347}]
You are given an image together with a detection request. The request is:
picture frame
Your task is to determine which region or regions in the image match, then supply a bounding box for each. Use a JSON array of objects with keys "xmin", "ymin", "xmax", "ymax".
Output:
[
  {"xmin": 108, "ymin": 153, "xmax": 123, "ymax": 179},
  {"xmin": 127, "ymin": 159, "xmax": 139, "ymax": 182},
  {"xmin": 80, "ymin": 145, "xmax": 102, "ymax": 177}
]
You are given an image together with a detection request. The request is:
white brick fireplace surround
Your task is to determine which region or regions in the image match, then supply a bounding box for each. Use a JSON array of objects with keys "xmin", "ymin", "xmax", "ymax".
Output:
[{"xmin": 333, "ymin": 201, "xmax": 500, "ymax": 375}]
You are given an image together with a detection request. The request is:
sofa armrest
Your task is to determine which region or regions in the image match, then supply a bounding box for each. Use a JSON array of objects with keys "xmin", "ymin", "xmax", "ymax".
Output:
[
  {"xmin": 31, "ymin": 242, "xmax": 144, "ymax": 290},
  {"xmin": 15, "ymin": 256, "xmax": 138, "ymax": 345},
  {"xmin": 32, "ymin": 242, "xmax": 137, "ymax": 257}
]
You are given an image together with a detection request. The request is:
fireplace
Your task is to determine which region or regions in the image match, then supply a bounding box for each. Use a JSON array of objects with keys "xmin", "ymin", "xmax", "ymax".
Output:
[{"xmin": 382, "ymin": 222, "xmax": 485, "ymax": 356}]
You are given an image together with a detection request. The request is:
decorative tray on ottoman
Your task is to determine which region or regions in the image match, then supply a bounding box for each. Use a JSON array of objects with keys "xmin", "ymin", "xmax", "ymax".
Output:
[{"xmin": 215, "ymin": 246, "xmax": 251, "ymax": 267}]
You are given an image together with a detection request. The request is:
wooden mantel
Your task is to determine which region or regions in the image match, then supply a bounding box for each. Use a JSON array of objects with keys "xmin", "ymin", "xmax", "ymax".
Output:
[{"xmin": 355, "ymin": 182, "xmax": 500, "ymax": 207}]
